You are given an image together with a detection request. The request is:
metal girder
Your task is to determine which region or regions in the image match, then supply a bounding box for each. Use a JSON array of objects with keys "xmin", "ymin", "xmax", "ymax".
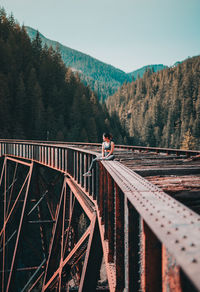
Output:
[
  {"xmin": 78, "ymin": 215, "xmax": 103, "ymax": 291},
  {"xmin": 102, "ymin": 160, "xmax": 200, "ymax": 291},
  {"xmin": 0, "ymin": 157, "xmax": 33, "ymax": 292},
  {"xmin": 0, "ymin": 157, "xmax": 64, "ymax": 291},
  {"xmin": 1, "ymin": 141, "xmax": 200, "ymax": 291}
]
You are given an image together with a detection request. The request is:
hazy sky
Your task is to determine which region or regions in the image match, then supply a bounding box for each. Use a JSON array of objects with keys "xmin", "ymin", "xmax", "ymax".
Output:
[{"xmin": 1, "ymin": 0, "xmax": 200, "ymax": 72}]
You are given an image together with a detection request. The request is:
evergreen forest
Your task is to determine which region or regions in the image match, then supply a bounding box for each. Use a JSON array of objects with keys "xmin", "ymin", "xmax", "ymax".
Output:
[
  {"xmin": 25, "ymin": 27, "xmax": 168, "ymax": 102},
  {"xmin": 106, "ymin": 56, "xmax": 200, "ymax": 150},
  {"xmin": 0, "ymin": 8, "xmax": 128, "ymax": 144}
]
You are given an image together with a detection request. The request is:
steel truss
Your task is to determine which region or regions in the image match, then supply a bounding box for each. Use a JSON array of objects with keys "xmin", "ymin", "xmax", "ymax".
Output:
[
  {"xmin": 0, "ymin": 140, "xmax": 200, "ymax": 292},
  {"xmin": 0, "ymin": 156, "xmax": 106, "ymax": 291}
]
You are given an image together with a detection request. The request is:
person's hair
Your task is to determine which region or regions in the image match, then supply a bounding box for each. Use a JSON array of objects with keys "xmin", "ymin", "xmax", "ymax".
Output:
[{"xmin": 103, "ymin": 133, "xmax": 113, "ymax": 140}]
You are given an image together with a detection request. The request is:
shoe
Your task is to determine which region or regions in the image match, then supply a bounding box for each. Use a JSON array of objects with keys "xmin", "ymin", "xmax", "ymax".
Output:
[{"xmin": 83, "ymin": 171, "xmax": 92, "ymax": 177}]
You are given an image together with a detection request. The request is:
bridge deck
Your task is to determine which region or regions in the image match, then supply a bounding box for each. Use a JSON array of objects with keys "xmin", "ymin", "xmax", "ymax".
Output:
[{"xmin": 72, "ymin": 144, "xmax": 200, "ymax": 215}]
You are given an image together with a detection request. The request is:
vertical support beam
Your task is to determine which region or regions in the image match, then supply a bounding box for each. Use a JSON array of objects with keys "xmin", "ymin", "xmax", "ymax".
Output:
[
  {"xmin": 6, "ymin": 163, "xmax": 33, "ymax": 292},
  {"xmin": 78, "ymin": 216, "xmax": 102, "ymax": 292},
  {"xmin": 115, "ymin": 184, "xmax": 125, "ymax": 291},
  {"xmin": 58, "ymin": 180, "xmax": 66, "ymax": 291},
  {"xmin": 162, "ymin": 245, "xmax": 182, "ymax": 292},
  {"xmin": 2, "ymin": 158, "xmax": 7, "ymax": 292},
  {"xmin": 141, "ymin": 220, "xmax": 162, "ymax": 292},
  {"xmin": 42, "ymin": 178, "xmax": 66, "ymax": 289},
  {"xmin": 128, "ymin": 200, "xmax": 140, "ymax": 292},
  {"xmin": 107, "ymin": 173, "xmax": 114, "ymax": 263},
  {"xmin": 104, "ymin": 168, "xmax": 108, "ymax": 239}
]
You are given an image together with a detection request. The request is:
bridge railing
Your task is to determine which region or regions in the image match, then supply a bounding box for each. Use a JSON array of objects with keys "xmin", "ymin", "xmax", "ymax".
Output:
[{"xmin": 0, "ymin": 140, "xmax": 200, "ymax": 291}]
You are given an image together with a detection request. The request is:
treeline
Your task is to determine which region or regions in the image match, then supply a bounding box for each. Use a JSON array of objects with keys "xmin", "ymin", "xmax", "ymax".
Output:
[
  {"xmin": 106, "ymin": 55, "xmax": 200, "ymax": 150},
  {"xmin": 0, "ymin": 8, "xmax": 128, "ymax": 144}
]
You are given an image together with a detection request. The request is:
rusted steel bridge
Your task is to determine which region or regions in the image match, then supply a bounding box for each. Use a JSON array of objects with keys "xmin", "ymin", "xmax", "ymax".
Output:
[{"xmin": 0, "ymin": 139, "xmax": 200, "ymax": 292}]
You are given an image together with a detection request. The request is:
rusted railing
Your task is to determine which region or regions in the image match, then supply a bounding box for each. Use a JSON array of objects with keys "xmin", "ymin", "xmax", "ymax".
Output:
[{"xmin": 0, "ymin": 140, "xmax": 200, "ymax": 291}]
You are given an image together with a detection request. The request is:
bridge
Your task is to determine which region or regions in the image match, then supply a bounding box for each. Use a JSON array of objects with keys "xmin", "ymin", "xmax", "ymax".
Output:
[{"xmin": 0, "ymin": 140, "xmax": 200, "ymax": 292}]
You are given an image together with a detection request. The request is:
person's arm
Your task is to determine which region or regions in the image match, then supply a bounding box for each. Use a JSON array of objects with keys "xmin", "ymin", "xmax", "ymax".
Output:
[{"xmin": 105, "ymin": 141, "xmax": 114, "ymax": 158}]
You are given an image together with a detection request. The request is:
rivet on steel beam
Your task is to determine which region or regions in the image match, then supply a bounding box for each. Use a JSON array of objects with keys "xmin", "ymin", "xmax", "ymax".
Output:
[
  {"xmin": 190, "ymin": 243, "xmax": 195, "ymax": 247},
  {"xmin": 168, "ymin": 221, "xmax": 172, "ymax": 224},
  {"xmin": 155, "ymin": 218, "xmax": 158, "ymax": 221},
  {"xmin": 183, "ymin": 235, "xmax": 187, "ymax": 239},
  {"xmin": 150, "ymin": 213, "xmax": 153, "ymax": 216},
  {"xmin": 167, "ymin": 231, "xmax": 171, "ymax": 235},
  {"xmin": 191, "ymin": 221, "xmax": 194, "ymax": 224},
  {"xmin": 181, "ymin": 247, "xmax": 186, "ymax": 251},
  {"xmin": 161, "ymin": 224, "xmax": 164, "ymax": 228},
  {"xmin": 175, "ymin": 227, "xmax": 179, "ymax": 231},
  {"xmin": 162, "ymin": 215, "xmax": 165, "ymax": 218},
  {"xmin": 192, "ymin": 258, "xmax": 197, "ymax": 263},
  {"xmin": 175, "ymin": 240, "xmax": 179, "ymax": 243},
  {"xmin": 183, "ymin": 215, "xmax": 187, "ymax": 218}
]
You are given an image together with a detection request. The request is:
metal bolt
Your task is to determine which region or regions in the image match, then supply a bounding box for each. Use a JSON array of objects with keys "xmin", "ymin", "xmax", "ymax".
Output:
[{"xmin": 192, "ymin": 258, "xmax": 197, "ymax": 263}]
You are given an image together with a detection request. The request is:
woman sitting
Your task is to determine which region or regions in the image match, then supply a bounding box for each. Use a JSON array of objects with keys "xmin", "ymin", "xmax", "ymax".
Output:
[{"xmin": 83, "ymin": 133, "xmax": 115, "ymax": 176}]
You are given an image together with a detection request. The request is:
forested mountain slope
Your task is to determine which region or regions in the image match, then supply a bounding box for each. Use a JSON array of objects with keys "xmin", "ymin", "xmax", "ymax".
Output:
[
  {"xmin": 0, "ymin": 9, "xmax": 128, "ymax": 143},
  {"xmin": 25, "ymin": 27, "xmax": 168, "ymax": 101},
  {"xmin": 106, "ymin": 56, "xmax": 200, "ymax": 149},
  {"xmin": 25, "ymin": 26, "xmax": 131, "ymax": 101}
]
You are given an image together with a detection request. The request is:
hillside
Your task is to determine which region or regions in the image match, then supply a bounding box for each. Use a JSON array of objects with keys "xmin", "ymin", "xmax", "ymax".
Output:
[
  {"xmin": 128, "ymin": 64, "xmax": 168, "ymax": 80},
  {"xmin": 106, "ymin": 55, "xmax": 200, "ymax": 150},
  {"xmin": 25, "ymin": 27, "xmax": 168, "ymax": 101},
  {"xmin": 25, "ymin": 26, "xmax": 131, "ymax": 101},
  {"xmin": 0, "ymin": 9, "xmax": 128, "ymax": 144}
]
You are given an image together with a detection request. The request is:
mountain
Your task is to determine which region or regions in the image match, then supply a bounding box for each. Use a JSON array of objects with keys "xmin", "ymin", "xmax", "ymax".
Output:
[
  {"xmin": 106, "ymin": 55, "xmax": 200, "ymax": 150},
  {"xmin": 25, "ymin": 26, "xmax": 131, "ymax": 101},
  {"xmin": 127, "ymin": 64, "xmax": 168, "ymax": 80},
  {"xmin": 25, "ymin": 27, "xmax": 168, "ymax": 101}
]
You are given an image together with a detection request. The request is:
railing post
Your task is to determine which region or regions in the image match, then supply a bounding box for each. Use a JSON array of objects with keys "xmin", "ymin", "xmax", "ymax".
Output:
[
  {"xmin": 89, "ymin": 154, "xmax": 93, "ymax": 196},
  {"xmin": 98, "ymin": 163, "xmax": 104, "ymax": 223}
]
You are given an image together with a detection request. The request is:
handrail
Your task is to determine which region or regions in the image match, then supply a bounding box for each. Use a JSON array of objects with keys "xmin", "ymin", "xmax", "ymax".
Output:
[
  {"xmin": 0, "ymin": 139, "xmax": 200, "ymax": 291},
  {"xmin": 1, "ymin": 139, "xmax": 200, "ymax": 156}
]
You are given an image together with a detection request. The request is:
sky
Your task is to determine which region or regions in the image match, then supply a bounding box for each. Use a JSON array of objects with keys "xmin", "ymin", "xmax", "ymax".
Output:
[{"xmin": 0, "ymin": 0, "xmax": 200, "ymax": 72}]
